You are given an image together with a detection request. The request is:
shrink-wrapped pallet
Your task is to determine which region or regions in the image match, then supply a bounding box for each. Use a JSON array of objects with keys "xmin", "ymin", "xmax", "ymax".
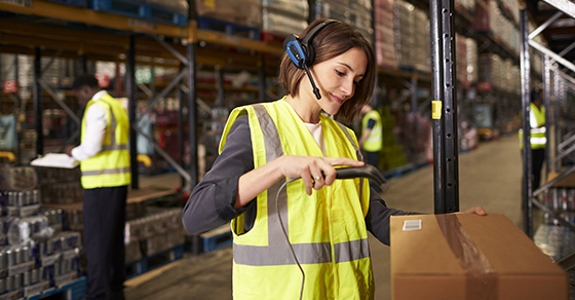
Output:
[
  {"xmin": 394, "ymin": 0, "xmax": 415, "ymax": 70},
  {"xmin": 465, "ymin": 37, "xmax": 478, "ymax": 84},
  {"xmin": 195, "ymin": 0, "xmax": 261, "ymax": 28},
  {"xmin": 261, "ymin": 0, "xmax": 308, "ymax": 37},
  {"xmin": 413, "ymin": 7, "xmax": 429, "ymax": 73},
  {"xmin": 374, "ymin": 0, "xmax": 398, "ymax": 69}
]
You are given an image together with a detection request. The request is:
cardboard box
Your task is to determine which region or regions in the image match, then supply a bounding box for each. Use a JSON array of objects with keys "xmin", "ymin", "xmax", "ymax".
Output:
[{"xmin": 390, "ymin": 213, "xmax": 568, "ymax": 300}]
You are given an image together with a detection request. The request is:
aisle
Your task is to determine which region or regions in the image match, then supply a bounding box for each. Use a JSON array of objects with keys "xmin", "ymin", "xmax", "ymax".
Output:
[{"xmin": 125, "ymin": 135, "xmax": 524, "ymax": 300}]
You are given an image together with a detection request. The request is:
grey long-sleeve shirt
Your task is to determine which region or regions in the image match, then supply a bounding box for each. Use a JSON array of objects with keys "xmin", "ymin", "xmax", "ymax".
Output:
[{"xmin": 182, "ymin": 113, "xmax": 412, "ymax": 246}]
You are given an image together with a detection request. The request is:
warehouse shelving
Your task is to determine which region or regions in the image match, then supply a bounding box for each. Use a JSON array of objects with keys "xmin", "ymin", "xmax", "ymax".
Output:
[
  {"xmin": 519, "ymin": 0, "xmax": 575, "ymax": 272},
  {"xmin": 0, "ymin": 0, "xmax": 284, "ymax": 192}
]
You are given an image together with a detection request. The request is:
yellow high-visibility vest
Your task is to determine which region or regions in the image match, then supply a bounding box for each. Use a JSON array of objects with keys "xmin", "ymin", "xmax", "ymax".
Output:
[
  {"xmin": 220, "ymin": 98, "xmax": 373, "ymax": 300},
  {"xmin": 361, "ymin": 110, "xmax": 383, "ymax": 152},
  {"xmin": 80, "ymin": 94, "xmax": 131, "ymax": 189},
  {"xmin": 519, "ymin": 103, "xmax": 546, "ymax": 150}
]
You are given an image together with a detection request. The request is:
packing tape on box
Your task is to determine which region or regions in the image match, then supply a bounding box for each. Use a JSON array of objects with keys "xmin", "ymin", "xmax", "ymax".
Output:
[{"xmin": 436, "ymin": 214, "xmax": 498, "ymax": 300}]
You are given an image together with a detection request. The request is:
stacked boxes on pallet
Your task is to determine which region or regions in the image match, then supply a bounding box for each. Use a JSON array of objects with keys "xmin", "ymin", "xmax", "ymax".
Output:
[
  {"xmin": 456, "ymin": 33, "xmax": 469, "ymax": 87},
  {"xmin": 311, "ymin": 0, "xmax": 374, "ymax": 44},
  {"xmin": 412, "ymin": 7, "xmax": 430, "ymax": 74},
  {"xmin": 455, "ymin": 34, "xmax": 480, "ymax": 89},
  {"xmin": 0, "ymin": 166, "xmax": 83, "ymax": 299},
  {"xmin": 394, "ymin": 0, "xmax": 415, "ymax": 72},
  {"xmin": 195, "ymin": 0, "xmax": 261, "ymax": 39},
  {"xmin": 477, "ymin": 53, "xmax": 500, "ymax": 92},
  {"xmin": 374, "ymin": 0, "xmax": 398, "ymax": 69},
  {"xmin": 465, "ymin": 37, "xmax": 478, "ymax": 85},
  {"xmin": 91, "ymin": 0, "xmax": 188, "ymax": 26},
  {"xmin": 261, "ymin": 0, "xmax": 309, "ymax": 40},
  {"xmin": 455, "ymin": 0, "xmax": 475, "ymax": 13},
  {"xmin": 124, "ymin": 208, "xmax": 185, "ymax": 262}
]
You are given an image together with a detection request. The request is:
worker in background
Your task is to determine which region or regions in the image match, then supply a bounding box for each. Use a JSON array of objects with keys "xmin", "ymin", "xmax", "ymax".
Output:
[
  {"xmin": 359, "ymin": 103, "xmax": 383, "ymax": 192},
  {"xmin": 65, "ymin": 74, "xmax": 131, "ymax": 300},
  {"xmin": 519, "ymin": 89, "xmax": 546, "ymax": 192},
  {"xmin": 359, "ymin": 103, "xmax": 383, "ymax": 166},
  {"xmin": 182, "ymin": 19, "xmax": 487, "ymax": 300}
]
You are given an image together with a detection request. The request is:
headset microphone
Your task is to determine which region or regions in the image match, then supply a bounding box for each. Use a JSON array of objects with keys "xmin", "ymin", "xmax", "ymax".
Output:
[{"xmin": 304, "ymin": 65, "xmax": 321, "ymax": 100}]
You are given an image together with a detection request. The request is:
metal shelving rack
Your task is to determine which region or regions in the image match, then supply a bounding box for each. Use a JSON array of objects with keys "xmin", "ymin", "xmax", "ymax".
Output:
[
  {"xmin": 0, "ymin": 0, "xmax": 283, "ymax": 194},
  {"xmin": 520, "ymin": 0, "xmax": 575, "ymax": 273}
]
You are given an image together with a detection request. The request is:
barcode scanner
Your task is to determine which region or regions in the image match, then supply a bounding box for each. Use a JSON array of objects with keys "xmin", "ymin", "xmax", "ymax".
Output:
[
  {"xmin": 335, "ymin": 164, "xmax": 389, "ymax": 193},
  {"xmin": 283, "ymin": 20, "xmax": 339, "ymax": 100}
]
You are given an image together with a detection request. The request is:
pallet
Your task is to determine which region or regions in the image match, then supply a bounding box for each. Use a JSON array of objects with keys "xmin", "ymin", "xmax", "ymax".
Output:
[
  {"xmin": 46, "ymin": 0, "xmax": 88, "ymax": 7},
  {"xmin": 200, "ymin": 225, "xmax": 232, "ymax": 253},
  {"xmin": 27, "ymin": 276, "xmax": 87, "ymax": 300},
  {"xmin": 91, "ymin": 0, "xmax": 187, "ymax": 26},
  {"xmin": 125, "ymin": 245, "xmax": 184, "ymax": 279},
  {"xmin": 197, "ymin": 17, "xmax": 261, "ymax": 41}
]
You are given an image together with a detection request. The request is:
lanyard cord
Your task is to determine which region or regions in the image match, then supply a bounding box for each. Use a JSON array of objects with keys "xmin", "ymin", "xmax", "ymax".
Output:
[{"xmin": 275, "ymin": 178, "xmax": 305, "ymax": 300}]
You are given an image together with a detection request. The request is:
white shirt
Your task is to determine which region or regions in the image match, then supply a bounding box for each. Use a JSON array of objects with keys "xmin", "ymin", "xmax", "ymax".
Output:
[
  {"xmin": 305, "ymin": 122, "xmax": 326, "ymax": 156},
  {"xmin": 71, "ymin": 90, "xmax": 109, "ymax": 161}
]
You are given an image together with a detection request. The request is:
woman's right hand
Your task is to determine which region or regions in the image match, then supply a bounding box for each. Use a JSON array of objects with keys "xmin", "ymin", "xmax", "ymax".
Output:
[{"xmin": 276, "ymin": 155, "xmax": 365, "ymax": 195}]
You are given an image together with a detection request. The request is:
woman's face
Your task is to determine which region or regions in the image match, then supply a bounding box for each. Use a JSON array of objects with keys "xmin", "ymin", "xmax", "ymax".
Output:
[{"xmin": 303, "ymin": 47, "xmax": 368, "ymax": 115}]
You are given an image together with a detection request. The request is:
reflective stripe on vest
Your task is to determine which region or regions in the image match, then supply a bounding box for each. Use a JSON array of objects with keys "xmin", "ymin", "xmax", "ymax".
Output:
[
  {"xmin": 232, "ymin": 104, "xmax": 370, "ymax": 266},
  {"xmin": 80, "ymin": 94, "xmax": 130, "ymax": 188},
  {"xmin": 518, "ymin": 103, "xmax": 546, "ymax": 150}
]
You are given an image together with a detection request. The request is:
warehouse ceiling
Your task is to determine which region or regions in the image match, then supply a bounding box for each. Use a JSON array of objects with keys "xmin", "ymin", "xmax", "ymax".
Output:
[{"xmin": 528, "ymin": 0, "xmax": 575, "ymax": 64}]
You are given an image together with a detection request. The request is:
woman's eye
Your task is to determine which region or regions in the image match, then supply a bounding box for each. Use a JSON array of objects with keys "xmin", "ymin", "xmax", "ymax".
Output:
[{"xmin": 335, "ymin": 70, "xmax": 345, "ymax": 77}]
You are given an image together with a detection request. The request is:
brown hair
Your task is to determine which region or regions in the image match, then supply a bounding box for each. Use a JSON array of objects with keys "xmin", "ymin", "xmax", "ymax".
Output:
[{"xmin": 278, "ymin": 18, "xmax": 376, "ymax": 123}]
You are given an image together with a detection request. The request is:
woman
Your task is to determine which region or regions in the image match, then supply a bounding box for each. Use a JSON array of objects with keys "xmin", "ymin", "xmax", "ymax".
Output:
[{"xmin": 182, "ymin": 19, "xmax": 486, "ymax": 300}]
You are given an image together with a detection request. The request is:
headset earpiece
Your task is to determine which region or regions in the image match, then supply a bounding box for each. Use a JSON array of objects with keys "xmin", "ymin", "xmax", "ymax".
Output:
[{"xmin": 283, "ymin": 34, "xmax": 307, "ymax": 69}]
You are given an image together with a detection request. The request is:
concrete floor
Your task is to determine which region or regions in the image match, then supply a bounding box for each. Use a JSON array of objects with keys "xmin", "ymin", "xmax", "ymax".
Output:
[{"xmin": 126, "ymin": 135, "xmax": 527, "ymax": 300}]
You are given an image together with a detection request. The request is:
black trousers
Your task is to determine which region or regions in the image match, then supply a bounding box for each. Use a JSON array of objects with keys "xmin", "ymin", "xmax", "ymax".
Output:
[
  {"xmin": 83, "ymin": 185, "xmax": 127, "ymax": 300},
  {"xmin": 532, "ymin": 148, "xmax": 545, "ymax": 191},
  {"xmin": 363, "ymin": 150, "xmax": 382, "ymax": 192}
]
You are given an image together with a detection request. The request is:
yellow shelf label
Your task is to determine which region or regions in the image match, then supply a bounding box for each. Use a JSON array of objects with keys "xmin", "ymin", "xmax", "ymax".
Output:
[{"xmin": 432, "ymin": 100, "xmax": 442, "ymax": 120}]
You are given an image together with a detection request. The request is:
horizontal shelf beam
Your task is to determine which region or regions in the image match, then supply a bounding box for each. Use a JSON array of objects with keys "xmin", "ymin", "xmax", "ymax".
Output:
[{"xmin": 0, "ymin": 1, "xmax": 189, "ymax": 38}]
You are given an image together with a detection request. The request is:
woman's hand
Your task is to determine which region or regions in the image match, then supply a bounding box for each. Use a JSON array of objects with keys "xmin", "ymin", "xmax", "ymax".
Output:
[
  {"xmin": 461, "ymin": 206, "xmax": 488, "ymax": 216},
  {"xmin": 236, "ymin": 155, "xmax": 364, "ymax": 209},
  {"xmin": 277, "ymin": 156, "xmax": 364, "ymax": 195}
]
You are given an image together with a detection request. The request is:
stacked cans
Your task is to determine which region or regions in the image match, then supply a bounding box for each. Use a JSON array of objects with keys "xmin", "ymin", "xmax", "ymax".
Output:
[
  {"xmin": 534, "ymin": 188, "xmax": 575, "ymax": 261},
  {"xmin": 35, "ymin": 167, "xmax": 83, "ymax": 205},
  {"xmin": 542, "ymin": 188, "xmax": 575, "ymax": 225}
]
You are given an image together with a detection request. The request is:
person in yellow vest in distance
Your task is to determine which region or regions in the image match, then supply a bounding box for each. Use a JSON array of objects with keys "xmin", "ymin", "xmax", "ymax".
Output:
[
  {"xmin": 359, "ymin": 103, "xmax": 383, "ymax": 192},
  {"xmin": 359, "ymin": 104, "xmax": 383, "ymax": 166},
  {"xmin": 65, "ymin": 74, "xmax": 131, "ymax": 300},
  {"xmin": 519, "ymin": 89, "xmax": 546, "ymax": 192},
  {"xmin": 182, "ymin": 19, "xmax": 487, "ymax": 300}
]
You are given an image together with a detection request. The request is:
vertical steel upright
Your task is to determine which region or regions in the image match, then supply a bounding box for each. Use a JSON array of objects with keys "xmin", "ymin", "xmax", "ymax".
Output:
[
  {"xmin": 543, "ymin": 55, "xmax": 552, "ymax": 175},
  {"xmin": 126, "ymin": 35, "xmax": 139, "ymax": 189},
  {"xmin": 178, "ymin": 65, "xmax": 187, "ymax": 188},
  {"xmin": 259, "ymin": 55, "xmax": 266, "ymax": 102},
  {"xmin": 187, "ymin": 41, "xmax": 200, "ymax": 255},
  {"xmin": 411, "ymin": 76, "xmax": 418, "ymax": 160},
  {"xmin": 519, "ymin": 9, "xmax": 533, "ymax": 237},
  {"xmin": 430, "ymin": 0, "xmax": 459, "ymax": 213},
  {"xmin": 33, "ymin": 47, "xmax": 43, "ymax": 157}
]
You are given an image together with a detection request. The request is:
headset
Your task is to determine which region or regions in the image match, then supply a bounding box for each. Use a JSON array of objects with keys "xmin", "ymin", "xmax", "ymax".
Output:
[{"xmin": 282, "ymin": 19, "xmax": 339, "ymax": 100}]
